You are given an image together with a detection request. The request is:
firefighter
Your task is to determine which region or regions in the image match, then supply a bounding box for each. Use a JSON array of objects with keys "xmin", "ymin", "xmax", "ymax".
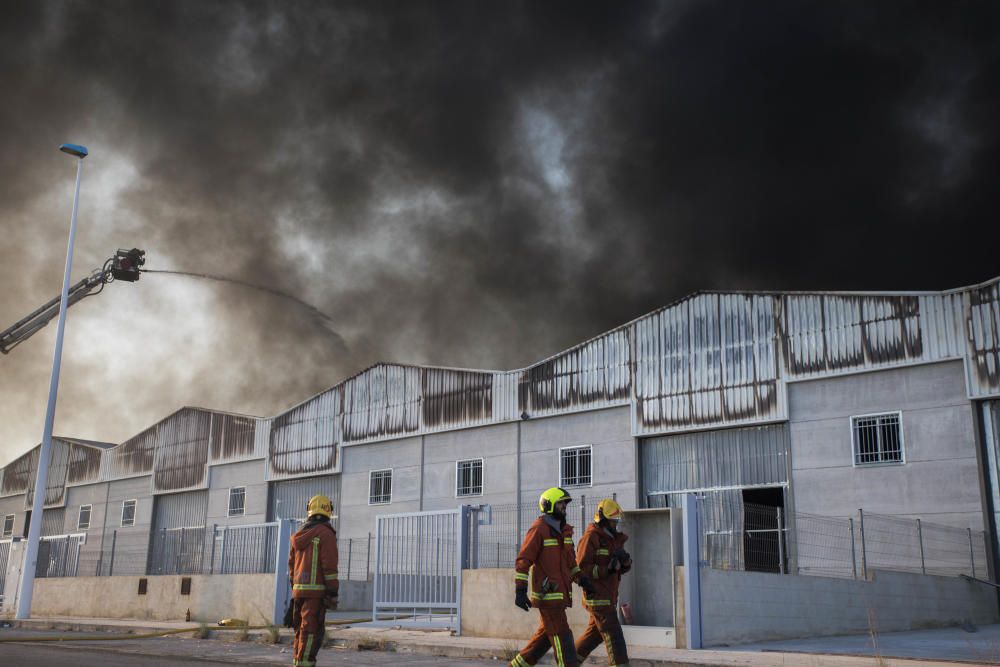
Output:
[
  {"xmin": 575, "ymin": 498, "xmax": 632, "ymax": 666},
  {"xmin": 510, "ymin": 487, "xmax": 596, "ymax": 667},
  {"xmin": 286, "ymin": 494, "xmax": 339, "ymax": 667}
]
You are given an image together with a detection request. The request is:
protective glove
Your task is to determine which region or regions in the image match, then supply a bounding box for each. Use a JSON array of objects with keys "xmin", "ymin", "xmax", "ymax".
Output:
[
  {"xmin": 613, "ymin": 548, "xmax": 631, "ymax": 564},
  {"xmin": 323, "ymin": 592, "xmax": 339, "ymax": 611},
  {"xmin": 514, "ymin": 587, "xmax": 531, "ymax": 612},
  {"xmin": 282, "ymin": 601, "xmax": 295, "ymax": 629},
  {"xmin": 578, "ymin": 575, "xmax": 596, "ymax": 597}
]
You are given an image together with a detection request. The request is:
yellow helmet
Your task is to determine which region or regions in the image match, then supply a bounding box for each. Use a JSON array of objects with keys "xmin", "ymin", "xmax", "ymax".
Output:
[
  {"xmin": 594, "ymin": 498, "xmax": 623, "ymax": 523},
  {"xmin": 539, "ymin": 487, "xmax": 572, "ymax": 514},
  {"xmin": 307, "ymin": 494, "xmax": 333, "ymax": 519}
]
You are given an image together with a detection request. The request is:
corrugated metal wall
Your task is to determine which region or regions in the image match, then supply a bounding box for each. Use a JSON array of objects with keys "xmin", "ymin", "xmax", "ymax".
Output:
[
  {"xmin": 152, "ymin": 409, "xmax": 211, "ymax": 493},
  {"xmin": 635, "ymin": 294, "xmax": 782, "ymax": 432},
  {"xmin": 67, "ymin": 443, "xmax": 103, "ymax": 485},
  {"xmin": 153, "ymin": 489, "xmax": 209, "ymax": 529},
  {"xmin": 970, "ymin": 283, "xmax": 1000, "ymax": 397},
  {"xmin": 268, "ymin": 388, "xmax": 340, "ymax": 480},
  {"xmin": 343, "ymin": 364, "xmax": 421, "ymax": 441},
  {"xmin": 102, "ymin": 425, "xmax": 156, "ymax": 480},
  {"xmin": 268, "ymin": 475, "xmax": 341, "ymax": 525},
  {"xmin": 41, "ymin": 507, "xmax": 66, "ymax": 536},
  {"xmin": 1, "ymin": 448, "xmax": 37, "ymax": 497},
  {"xmin": 517, "ymin": 328, "xmax": 631, "ymax": 417},
  {"xmin": 209, "ymin": 413, "xmax": 259, "ymax": 463},
  {"xmin": 640, "ymin": 423, "xmax": 790, "ymax": 502},
  {"xmin": 25, "ymin": 439, "xmax": 71, "ymax": 508}
]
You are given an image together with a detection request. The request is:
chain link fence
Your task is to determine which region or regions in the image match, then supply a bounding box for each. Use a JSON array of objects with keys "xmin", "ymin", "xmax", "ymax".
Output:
[
  {"xmin": 698, "ymin": 494, "xmax": 989, "ymax": 580},
  {"xmin": 464, "ymin": 493, "xmax": 620, "ymax": 569}
]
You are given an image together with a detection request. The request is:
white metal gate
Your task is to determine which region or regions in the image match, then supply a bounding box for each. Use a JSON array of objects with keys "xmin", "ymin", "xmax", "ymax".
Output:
[
  {"xmin": 372, "ymin": 507, "xmax": 473, "ymax": 631},
  {"xmin": 0, "ymin": 539, "xmax": 10, "ymax": 606}
]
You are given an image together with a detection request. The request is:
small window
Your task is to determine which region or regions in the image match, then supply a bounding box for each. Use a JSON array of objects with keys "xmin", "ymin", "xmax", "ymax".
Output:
[
  {"xmin": 228, "ymin": 487, "xmax": 246, "ymax": 517},
  {"xmin": 560, "ymin": 446, "xmax": 592, "ymax": 487},
  {"xmin": 369, "ymin": 469, "xmax": 392, "ymax": 505},
  {"xmin": 77, "ymin": 504, "xmax": 92, "ymax": 530},
  {"xmin": 456, "ymin": 459, "xmax": 483, "ymax": 497},
  {"xmin": 138, "ymin": 578, "xmax": 148, "ymax": 595},
  {"xmin": 121, "ymin": 499, "xmax": 137, "ymax": 527},
  {"xmin": 2, "ymin": 514, "xmax": 13, "ymax": 538},
  {"xmin": 852, "ymin": 412, "xmax": 904, "ymax": 465}
]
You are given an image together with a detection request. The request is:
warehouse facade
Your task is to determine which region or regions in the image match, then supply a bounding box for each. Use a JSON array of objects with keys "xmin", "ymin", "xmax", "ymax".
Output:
[{"xmin": 1, "ymin": 276, "xmax": 999, "ymax": 585}]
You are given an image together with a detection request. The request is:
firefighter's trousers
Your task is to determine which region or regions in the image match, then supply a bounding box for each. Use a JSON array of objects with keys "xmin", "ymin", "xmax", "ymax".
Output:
[
  {"xmin": 575, "ymin": 606, "xmax": 629, "ymax": 666},
  {"xmin": 291, "ymin": 598, "xmax": 326, "ymax": 667},
  {"xmin": 510, "ymin": 607, "xmax": 579, "ymax": 667}
]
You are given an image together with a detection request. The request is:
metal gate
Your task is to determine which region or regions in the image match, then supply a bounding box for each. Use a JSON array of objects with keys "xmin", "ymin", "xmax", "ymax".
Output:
[
  {"xmin": 372, "ymin": 507, "xmax": 473, "ymax": 631},
  {"xmin": 0, "ymin": 540, "xmax": 10, "ymax": 606}
]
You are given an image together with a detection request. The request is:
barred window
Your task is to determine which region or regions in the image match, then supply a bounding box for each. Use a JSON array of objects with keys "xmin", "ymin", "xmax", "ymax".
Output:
[
  {"xmin": 456, "ymin": 459, "xmax": 483, "ymax": 497},
  {"xmin": 121, "ymin": 499, "xmax": 137, "ymax": 527},
  {"xmin": 2, "ymin": 514, "xmax": 13, "ymax": 537},
  {"xmin": 228, "ymin": 487, "xmax": 246, "ymax": 517},
  {"xmin": 852, "ymin": 413, "xmax": 904, "ymax": 465},
  {"xmin": 77, "ymin": 504, "xmax": 92, "ymax": 530},
  {"xmin": 560, "ymin": 446, "xmax": 592, "ymax": 487},
  {"xmin": 369, "ymin": 469, "xmax": 392, "ymax": 505}
]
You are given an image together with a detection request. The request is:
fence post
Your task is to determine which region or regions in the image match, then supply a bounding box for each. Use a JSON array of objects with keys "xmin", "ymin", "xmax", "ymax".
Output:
[
  {"xmin": 109, "ymin": 530, "xmax": 117, "ymax": 577},
  {"xmin": 178, "ymin": 527, "xmax": 186, "ymax": 574},
  {"xmin": 220, "ymin": 526, "xmax": 228, "ymax": 575},
  {"xmin": 366, "ymin": 532, "xmax": 372, "ymax": 581},
  {"xmin": 271, "ymin": 519, "xmax": 293, "ymax": 625},
  {"xmin": 580, "ymin": 495, "xmax": 586, "ymax": 528},
  {"xmin": 849, "ymin": 518, "xmax": 857, "ymax": 579},
  {"xmin": 776, "ymin": 508, "xmax": 785, "ymax": 574},
  {"xmin": 200, "ymin": 525, "xmax": 208, "ymax": 575},
  {"xmin": 209, "ymin": 524, "xmax": 217, "ymax": 575},
  {"xmin": 681, "ymin": 493, "xmax": 702, "ymax": 649},
  {"xmin": 346, "ymin": 538, "xmax": 353, "ymax": 580},
  {"xmin": 917, "ymin": 519, "xmax": 925, "ymax": 574},
  {"xmin": 858, "ymin": 509, "xmax": 868, "ymax": 579},
  {"xmin": 969, "ymin": 528, "xmax": 976, "ymax": 578}
]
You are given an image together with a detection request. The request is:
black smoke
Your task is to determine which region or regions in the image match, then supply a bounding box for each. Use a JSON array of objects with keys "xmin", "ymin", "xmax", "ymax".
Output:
[{"xmin": 0, "ymin": 1, "xmax": 998, "ymax": 463}]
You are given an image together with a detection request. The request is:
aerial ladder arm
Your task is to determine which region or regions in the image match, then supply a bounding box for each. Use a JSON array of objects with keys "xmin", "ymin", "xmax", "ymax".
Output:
[{"xmin": 0, "ymin": 248, "xmax": 145, "ymax": 355}]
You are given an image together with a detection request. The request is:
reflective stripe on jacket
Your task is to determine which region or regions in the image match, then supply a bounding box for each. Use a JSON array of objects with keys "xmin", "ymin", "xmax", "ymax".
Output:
[
  {"xmin": 514, "ymin": 515, "xmax": 581, "ymax": 609},
  {"xmin": 288, "ymin": 519, "xmax": 339, "ymax": 599},
  {"xmin": 576, "ymin": 523, "xmax": 629, "ymax": 609}
]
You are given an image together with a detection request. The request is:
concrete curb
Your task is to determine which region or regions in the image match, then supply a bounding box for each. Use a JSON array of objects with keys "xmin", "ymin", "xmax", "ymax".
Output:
[{"xmin": 2, "ymin": 618, "xmax": 968, "ymax": 667}]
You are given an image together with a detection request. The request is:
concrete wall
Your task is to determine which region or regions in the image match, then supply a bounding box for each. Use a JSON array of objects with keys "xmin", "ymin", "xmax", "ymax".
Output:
[
  {"xmin": 28, "ymin": 574, "xmax": 373, "ymax": 621},
  {"xmin": 789, "ymin": 360, "xmax": 983, "ymax": 528},
  {"xmin": 519, "ymin": 406, "xmax": 636, "ymax": 510},
  {"xmin": 700, "ymin": 567, "xmax": 1000, "ymax": 646},
  {"xmin": 207, "ymin": 459, "xmax": 268, "ymax": 526},
  {"xmin": 421, "ymin": 423, "xmax": 519, "ymax": 511},
  {"xmin": 460, "ymin": 568, "xmax": 592, "ymax": 639},
  {"xmin": 0, "ymin": 494, "xmax": 23, "ymax": 536},
  {"xmin": 339, "ymin": 436, "xmax": 422, "ymax": 540}
]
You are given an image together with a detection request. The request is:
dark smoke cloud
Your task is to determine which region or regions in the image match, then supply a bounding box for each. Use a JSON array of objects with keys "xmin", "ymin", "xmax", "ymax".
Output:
[{"xmin": 1, "ymin": 1, "xmax": 999, "ymax": 464}]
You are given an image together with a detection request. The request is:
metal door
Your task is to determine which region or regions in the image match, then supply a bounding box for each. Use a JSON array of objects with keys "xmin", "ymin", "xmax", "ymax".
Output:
[{"xmin": 372, "ymin": 507, "xmax": 471, "ymax": 631}]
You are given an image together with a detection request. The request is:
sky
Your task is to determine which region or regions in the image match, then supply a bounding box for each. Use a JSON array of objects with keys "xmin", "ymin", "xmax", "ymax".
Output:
[{"xmin": 1, "ymin": 1, "xmax": 998, "ymax": 466}]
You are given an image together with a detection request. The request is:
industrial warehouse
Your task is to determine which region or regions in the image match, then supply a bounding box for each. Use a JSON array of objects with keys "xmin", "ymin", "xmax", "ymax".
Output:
[{"xmin": 2, "ymin": 276, "xmax": 1000, "ymax": 647}]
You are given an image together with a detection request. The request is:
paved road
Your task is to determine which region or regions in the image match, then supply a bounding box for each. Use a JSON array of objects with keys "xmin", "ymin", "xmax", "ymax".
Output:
[{"xmin": 0, "ymin": 632, "xmax": 501, "ymax": 666}]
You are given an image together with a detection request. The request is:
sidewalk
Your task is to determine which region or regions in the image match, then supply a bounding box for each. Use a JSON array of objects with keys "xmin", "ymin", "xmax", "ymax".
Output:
[{"xmin": 2, "ymin": 616, "xmax": 991, "ymax": 666}]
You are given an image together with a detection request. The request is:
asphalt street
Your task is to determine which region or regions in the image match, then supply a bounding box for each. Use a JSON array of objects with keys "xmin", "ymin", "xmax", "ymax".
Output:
[{"xmin": 0, "ymin": 631, "xmax": 502, "ymax": 666}]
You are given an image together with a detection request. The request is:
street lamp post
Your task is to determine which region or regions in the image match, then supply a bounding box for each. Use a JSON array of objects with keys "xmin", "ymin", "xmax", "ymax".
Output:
[{"xmin": 15, "ymin": 143, "xmax": 89, "ymax": 619}]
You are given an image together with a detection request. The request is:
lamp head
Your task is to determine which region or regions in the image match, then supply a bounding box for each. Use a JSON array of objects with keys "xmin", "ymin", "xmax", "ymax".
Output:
[{"xmin": 59, "ymin": 144, "xmax": 89, "ymax": 159}]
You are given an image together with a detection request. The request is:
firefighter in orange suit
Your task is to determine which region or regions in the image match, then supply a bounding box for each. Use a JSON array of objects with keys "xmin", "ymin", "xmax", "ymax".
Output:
[
  {"xmin": 575, "ymin": 498, "xmax": 632, "ymax": 666},
  {"xmin": 287, "ymin": 494, "xmax": 339, "ymax": 667},
  {"xmin": 510, "ymin": 487, "xmax": 596, "ymax": 667}
]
